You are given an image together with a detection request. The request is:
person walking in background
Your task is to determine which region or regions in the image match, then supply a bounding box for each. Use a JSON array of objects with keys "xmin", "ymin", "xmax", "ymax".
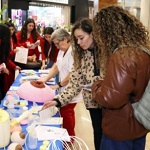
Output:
[
  {"xmin": 39, "ymin": 28, "xmax": 82, "ymax": 140},
  {"xmin": 4, "ymin": 22, "xmax": 21, "ymax": 94},
  {"xmin": 92, "ymin": 5, "xmax": 150, "ymax": 150},
  {"xmin": 42, "ymin": 18, "xmax": 102, "ymax": 150},
  {"xmin": 0, "ymin": 24, "xmax": 11, "ymax": 100},
  {"xmin": 16, "ymin": 18, "xmax": 41, "ymax": 63},
  {"xmin": 40, "ymin": 27, "xmax": 59, "ymax": 69}
]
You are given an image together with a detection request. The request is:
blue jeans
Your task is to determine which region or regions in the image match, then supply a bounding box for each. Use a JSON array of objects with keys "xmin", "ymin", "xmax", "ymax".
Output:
[
  {"xmin": 100, "ymin": 134, "xmax": 146, "ymax": 150},
  {"xmin": 46, "ymin": 61, "xmax": 54, "ymax": 69}
]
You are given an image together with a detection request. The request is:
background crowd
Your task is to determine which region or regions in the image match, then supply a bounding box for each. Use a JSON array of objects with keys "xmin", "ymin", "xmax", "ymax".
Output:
[{"xmin": 0, "ymin": 5, "xmax": 150, "ymax": 150}]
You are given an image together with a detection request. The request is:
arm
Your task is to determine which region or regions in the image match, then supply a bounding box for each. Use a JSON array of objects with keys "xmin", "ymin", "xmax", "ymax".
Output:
[
  {"xmin": 41, "ymin": 60, "xmax": 46, "ymax": 70},
  {"xmin": 42, "ymin": 66, "xmax": 85, "ymax": 109},
  {"xmin": 92, "ymin": 53, "xmax": 136, "ymax": 109},
  {"xmin": 41, "ymin": 63, "xmax": 59, "ymax": 83},
  {"xmin": 51, "ymin": 72, "xmax": 71, "ymax": 90},
  {"xmin": 59, "ymin": 73, "xmax": 71, "ymax": 87}
]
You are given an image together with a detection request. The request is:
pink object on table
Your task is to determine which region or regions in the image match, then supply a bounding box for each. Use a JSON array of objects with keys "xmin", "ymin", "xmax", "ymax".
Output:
[{"xmin": 17, "ymin": 81, "xmax": 55, "ymax": 103}]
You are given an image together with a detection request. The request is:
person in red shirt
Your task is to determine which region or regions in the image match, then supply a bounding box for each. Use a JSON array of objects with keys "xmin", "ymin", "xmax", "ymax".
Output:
[
  {"xmin": 40, "ymin": 27, "xmax": 59, "ymax": 69},
  {"xmin": 16, "ymin": 18, "xmax": 41, "ymax": 62},
  {"xmin": 5, "ymin": 22, "xmax": 19, "ymax": 60},
  {"xmin": 4, "ymin": 22, "xmax": 21, "ymax": 94},
  {"xmin": 0, "ymin": 24, "xmax": 11, "ymax": 100}
]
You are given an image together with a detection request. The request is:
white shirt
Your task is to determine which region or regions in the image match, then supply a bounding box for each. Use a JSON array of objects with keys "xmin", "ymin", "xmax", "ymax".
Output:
[{"xmin": 56, "ymin": 46, "xmax": 82, "ymax": 103}]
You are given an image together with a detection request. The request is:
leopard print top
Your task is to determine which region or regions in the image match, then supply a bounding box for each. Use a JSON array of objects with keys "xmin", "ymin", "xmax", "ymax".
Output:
[{"xmin": 55, "ymin": 50, "xmax": 101, "ymax": 108}]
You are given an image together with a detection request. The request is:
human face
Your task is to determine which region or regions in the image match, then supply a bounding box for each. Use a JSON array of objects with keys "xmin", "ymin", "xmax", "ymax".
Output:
[
  {"xmin": 44, "ymin": 34, "xmax": 52, "ymax": 43},
  {"xmin": 53, "ymin": 38, "xmax": 69, "ymax": 51},
  {"xmin": 9, "ymin": 27, "xmax": 15, "ymax": 36},
  {"xmin": 74, "ymin": 29, "xmax": 93, "ymax": 50},
  {"xmin": 27, "ymin": 23, "xmax": 34, "ymax": 32}
]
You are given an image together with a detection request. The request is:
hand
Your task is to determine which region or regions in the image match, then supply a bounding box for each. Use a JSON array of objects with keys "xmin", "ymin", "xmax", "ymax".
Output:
[
  {"xmin": 3, "ymin": 68, "xmax": 9, "ymax": 75},
  {"xmin": 37, "ymin": 78, "xmax": 46, "ymax": 83},
  {"xmin": 50, "ymin": 85, "xmax": 59, "ymax": 90},
  {"xmin": 13, "ymin": 48, "xmax": 19, "ymax": 53},
  {"xmin": 92, "ymin": 80, "xmax": 103, "ymax": 100},
  {"xmin": 35, "ymin": 40, "xmax": 40, "ymax": 46},
  {"xmin": 41, "ymin": 65, "xmax": 46, "ymax": 70},
  {"xmin": 15, "ymin": 66, "xmax": 21, "ymax": 71},
  {"xmin": 41, "ymin": 101, "xmax": 57, "ymax": 110}
]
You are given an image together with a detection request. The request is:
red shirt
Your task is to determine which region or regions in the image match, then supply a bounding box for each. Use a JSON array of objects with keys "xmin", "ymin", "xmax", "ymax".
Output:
[
  {"xmin": 40, "ymin": 38, "xmax": 59, "ymax": 62},
  {"xmin": 16, "ymin": 31, "xmax": 42, "ymax": 60}
]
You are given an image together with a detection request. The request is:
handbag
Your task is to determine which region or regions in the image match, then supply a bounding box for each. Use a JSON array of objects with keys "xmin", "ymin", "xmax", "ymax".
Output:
[{"xmin": 132, "ymin": 79, "xmax": 150, "ymax": 130}]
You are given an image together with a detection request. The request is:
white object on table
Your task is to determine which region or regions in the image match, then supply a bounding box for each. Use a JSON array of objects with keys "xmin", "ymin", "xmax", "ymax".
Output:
[{"xmin": 15, "ymin": 47, "xmax": 28, "ymax": 64}]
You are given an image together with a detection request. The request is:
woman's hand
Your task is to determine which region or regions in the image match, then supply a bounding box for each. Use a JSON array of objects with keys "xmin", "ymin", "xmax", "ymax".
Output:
[
  {"xmin": 92, "ymin": 80, "xmax": 103, "ymax": 100},
  {"xmin": 50, "ymin": 85, "xmax": 59, "ymax": 90},
  {"xmin": 15, "ymin": 66, "xmax": 21, "ymax": 71},
  {"xmin": 41, "ymin": 101, "xmax": 57, "ymax": 110},
  {"xmin": 13, "ymin": 48, "xmax": 19, "ymax": 53},
  {"xmin": 41, "ymin": 65, "xmax": 46, "ymax": 70},
  {"xmin": 3, "ymin": 68, "xmax": 9, "ymax": 75}
]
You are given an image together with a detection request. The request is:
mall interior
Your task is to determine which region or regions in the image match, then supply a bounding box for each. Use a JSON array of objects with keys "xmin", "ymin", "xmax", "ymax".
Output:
[{"xmin": 0, "ymin": 0, "xmax": 150, "ymax": 150}]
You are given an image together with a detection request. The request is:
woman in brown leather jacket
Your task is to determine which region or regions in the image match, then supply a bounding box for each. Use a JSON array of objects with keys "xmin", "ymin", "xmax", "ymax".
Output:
[{"xmin": 92, "ymin": 6, "xmax": 150, "ymax": 150}]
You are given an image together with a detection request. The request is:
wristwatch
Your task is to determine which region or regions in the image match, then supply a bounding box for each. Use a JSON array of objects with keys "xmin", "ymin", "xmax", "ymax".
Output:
[{"xmin": 58, "ymin": 82, "xmax": 62, "ymax": 87}]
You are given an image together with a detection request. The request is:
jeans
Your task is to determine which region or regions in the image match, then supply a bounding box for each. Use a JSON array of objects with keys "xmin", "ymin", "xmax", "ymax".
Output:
[
  {"xmin": 100, "ymin": 134, "xmax": 146, "ymax": 150},
  {"xmin": 46, "ymin": 60, "xmax": 54, "ymax": 69}
]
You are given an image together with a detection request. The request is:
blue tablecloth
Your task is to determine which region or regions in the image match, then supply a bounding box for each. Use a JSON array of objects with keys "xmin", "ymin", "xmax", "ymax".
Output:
[{"xmin": 0, "ymin": 71, "xmax": 63, "ymax": 150}]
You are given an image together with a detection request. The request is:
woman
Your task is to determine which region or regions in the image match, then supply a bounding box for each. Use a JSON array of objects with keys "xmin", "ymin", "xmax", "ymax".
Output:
[
  {"xmin": 16, "ymin": 18, "xmax": 41, "ymax": 62},
  {"xmin": 40, "ymin": 27, "xmax": 59, "ymax": 69},
  {"xmin": 42, "ymin": 18, "xmax": 102, "ymax": 150},
  {"xmin": 5, "ymin": 22, "xmax": 18, "ymax": 60},
  {"xmin": 4, "ymin": 22, "xmax": 21, "ymax": 94},
  {"xmin": 92, "ymin": 6, "xmax": 150, "ymax": 150},
  {"xmin": 40, "ymin": 28, "xmax": 82, "ymax": 139},
  {"xmin": 0, "ymin": 24, "xmax": 11, "ymax": 100}
]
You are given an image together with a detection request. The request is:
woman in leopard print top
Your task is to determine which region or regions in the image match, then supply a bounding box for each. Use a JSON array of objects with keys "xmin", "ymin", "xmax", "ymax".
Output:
[{"xmin": 42, "ymin": 18, "xmax": 102, "ymax": 150}]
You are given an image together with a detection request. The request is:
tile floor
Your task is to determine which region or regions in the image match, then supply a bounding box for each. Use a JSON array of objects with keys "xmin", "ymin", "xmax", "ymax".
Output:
[{"xmin": 74, "ymin": 101, "xmax": 150, "ymax": 150}]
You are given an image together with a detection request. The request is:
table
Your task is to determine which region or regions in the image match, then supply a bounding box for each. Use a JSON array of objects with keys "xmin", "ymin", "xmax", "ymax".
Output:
[{"xmin": 0, "ymin": 71, "xmax": 63, "ymax": 150}]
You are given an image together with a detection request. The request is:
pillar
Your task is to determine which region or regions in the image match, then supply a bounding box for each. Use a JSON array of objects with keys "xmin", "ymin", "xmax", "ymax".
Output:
[{"xmin": 140, "ymin": 0, "xmax": 150, "ymax": 33}]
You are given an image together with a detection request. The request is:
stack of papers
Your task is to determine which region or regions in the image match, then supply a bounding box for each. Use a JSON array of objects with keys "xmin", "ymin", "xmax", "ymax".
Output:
[
  {"xmin": 9, "ymin": 86, "xmax": 19, "ymax": 91},
  {"xmin": 15, "ymin": 47, "xmax": 28, "ymax": 64},
  {"xmin": 36, "ymin": 117, "xmax": 63, "ymax": 125},
  {"xmin": 21, "ymin": 75, "xmax": 39, "ymax": 80},
  {"xmin": 38, "ymin": 70, "xmax": 50, "ymax": 74},
  {"xmin": 21, "ymin": 70, "xmax": 36, "ymax": 76},
  {"xmin": 35, "ymin": 126, "xmax": 70, "ymax": 141}
]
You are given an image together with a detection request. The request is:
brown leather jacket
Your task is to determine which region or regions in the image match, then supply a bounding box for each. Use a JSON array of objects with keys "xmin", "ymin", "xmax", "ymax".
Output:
[{"xmin": 92, "ymin": 47, "xmax": 150, "ymax": 141}]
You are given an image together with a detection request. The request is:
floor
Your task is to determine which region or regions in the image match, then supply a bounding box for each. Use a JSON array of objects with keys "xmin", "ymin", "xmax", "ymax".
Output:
[{"xmin": 74, "ymin": 101, "xmax": 150, "ymax": 150}]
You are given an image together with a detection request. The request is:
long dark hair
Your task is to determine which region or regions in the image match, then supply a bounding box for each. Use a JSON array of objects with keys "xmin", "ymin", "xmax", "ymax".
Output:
[
  {"xmin": 43, "ymin": 27, "xmax": 55, "ymax": 58},
  {"xmin": 5, "ymin": 22, "xmax": 17, "ymax": 44},
  {"xmin": 0, "ymin": 24, "xmax": 10, "ymax": 62},
  {"xmin": 20, "ymin": 18, "xmax": 38, "ymax": 42}
]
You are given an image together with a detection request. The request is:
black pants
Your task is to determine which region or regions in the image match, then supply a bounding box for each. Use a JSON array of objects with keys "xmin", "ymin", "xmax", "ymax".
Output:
[{"xmin": 88, "ymin": 108, "xmax": 102, "ymax": 150}]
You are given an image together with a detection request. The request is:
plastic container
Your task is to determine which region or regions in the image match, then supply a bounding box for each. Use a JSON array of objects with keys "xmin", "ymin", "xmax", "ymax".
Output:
[{"xmin": 27, "ymin": 129, "xmax": 38, "ymax": 149}]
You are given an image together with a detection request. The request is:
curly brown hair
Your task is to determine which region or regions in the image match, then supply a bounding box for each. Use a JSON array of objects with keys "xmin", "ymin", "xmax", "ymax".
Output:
[
  {"xmin": 71, "ymin": 18, "xmax": 100, "ymax": 71},
  {"xmin": 93, "ymin": 5, "xmax": 150, "ymax": 75}
]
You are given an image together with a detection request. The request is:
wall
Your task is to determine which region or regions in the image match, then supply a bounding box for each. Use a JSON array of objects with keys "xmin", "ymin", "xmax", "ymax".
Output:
[
  {"xmin": 98, "ymin": 0, "xmax": 117, "ymax": 10},
  {"xmin": 8, "ymin": 0, "xmax": 29, "ymax": 18},
  {"xmin": 140, "ymin": 0, "xmax": 150, "ymax": 33}
]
